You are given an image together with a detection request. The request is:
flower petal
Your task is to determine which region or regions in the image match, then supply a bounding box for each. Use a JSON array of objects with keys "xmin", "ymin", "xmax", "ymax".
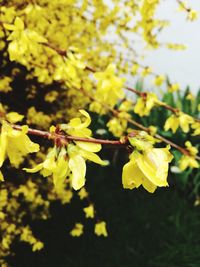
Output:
[{"xmin": 69, "ymin": 155, "xmax": 86, "ymax": 190}]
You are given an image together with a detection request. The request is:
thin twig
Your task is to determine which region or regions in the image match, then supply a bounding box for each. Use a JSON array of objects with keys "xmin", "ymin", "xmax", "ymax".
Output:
[
  {"xmin": 79, "ymin": 88, "xmax": 200, "ymax": 160},
  {"xmin": 12, "ymin": 124, "xmax": 127, "ymax": 146}
]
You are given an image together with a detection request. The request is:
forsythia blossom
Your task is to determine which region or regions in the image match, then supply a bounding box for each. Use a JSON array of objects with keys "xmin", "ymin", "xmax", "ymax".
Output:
[
  {"xmin": 70, "ymin": 223, "xmax": 84, "ymax": 237},
  {"xmin": 0, "ymin": 121, "xmax": 39, "ymax": 168},
  {"xmin": 191, "ymin": 122, "xmax": 200, "ymax": 136},
  {"xmin": 90, "ymin": 64, "xmax": 125, "ymax": 114},
  {"xmin": 78, "ymin": 187, "xmax": 88, "ymax": 200},
  {"xmin": 24, "ymin": 110, "xmax": 107, "ymax": 191},
  {"xmin": 83, "ymin": 204, "xmax": 95, "ymax": 218},
  {"xmin": 153, "ymin": 75, "xmax": 165, "ymax": 86},
  {"xmin": 94, "ymin": 221, "xmax": 108, "ymax": 237},
  {"xmin": 134, "ymin": 93, "xmax": 158, "ymax": 117},
  {"xmin": 107, "ymin": 100, "xmax": 131, "ymax": 137},
  {"xmin": 122, "ymin": 132, "xmax": 173, "ymax": 193},
  {"xmin": 4, "ymin": 17, "xmax": 47, "ymax": 62},
  {"xmin": 164, "ymin": 112, "xmax": 194, "ymax": 133},
  {"xmin": 179, "ymin": 141, "xmax": 199, "ymax": 171},
  {"xmin": 168, "ymin": 83, "xmax": 180, "ymax": 92}
]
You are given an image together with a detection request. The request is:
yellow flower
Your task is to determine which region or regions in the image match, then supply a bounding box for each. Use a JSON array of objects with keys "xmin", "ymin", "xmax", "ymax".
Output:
[
  {"xmin": 122, "ymin": 146, "xmax": 173, "ymax": 193},
  {"xmin": 32, "ymin": 241, "xmax": 44, "ymax": 252},
  {"xmin": 4, "ymin": 17, "xmax": 47, "ymax": 61},
  {"xmin": 63, "ymin": 110, "xmax": 107, "ymax": 190},
  {"xmin": 27, "ymin": 107, "xmax": 51, "ymax": 129},
  {"xmin": 0, "ymin": 76, "xmax": 12, "ymax": 93},
  {"xmin": 191, "ymin": 122, "xmax": 200, "ymax": 136},
  {"xmin": 106, "ymin": 101, "xmax": 131, "ymax": 137},
  {"xmin": 164, "ymin": 114, "xmax": 179, "ymax": 133},
  {"xmin": 25, "ymin": 111, "xmax": 107, "ymax": 191},
  {"xmin": 179, "ymin": 155, "xmax": 199, "ymax": 171},
  {"xmin": 185, "ymin": 141, "xmax": 198, "ymax": 156},
  {"xmin": 148, "ymin": 125, "xmax": 157, "ymax": 135},
  {"xmin": 94, "ymin": 221, "xmax": 108, "ymax": 237},
  {"xmin": 44, "ymin": 91, "xmax": 59, "ymax": 103},
  {"xmin": 134, "ymin": 93, "xmax": 158, "ymax": 117},
  {"xmin": 168, "ymin": 83, "xmax": 180, "ymax": 93},
  {"xmin": 83, "ymin": 204, "xmax": 95, "ymax": 218},
  {"xmin": 179, "ymin": 113, "xmax": 194, "ymax": 133},
  {"xmin": 178, "ymin": 141, "xmax": 199, "ymax": 171},
  {"xmin": 90, "ymin": 64, "xmax": 125, "ymax": 114},
  {"xmin": 167, "ymin": 43, "xmax": 186, "ymax": 50},
  {"xmin": 153, "ymin": 75, "xmax": 165, "ymax": 86},
  {"xmin": 164, "ymin": 113, "xmax": 194, "ymax": 133},
  {"xmin": 131, "ymin": 63, "xmax": 139, "ymax": 75},
  {"xmin": 187, "ymin": 10, "xmax": 199, "ymax": 21},
  {"xmin": 20, "ymin": 226, "xmax": 42, "ymax": 250},
  {"xmin": 186, "ymin": 93, "xmax": 195, "ymax": 101},
  {"xmin": 141, "ymin": 67, "xmax": 152, "ymax": 77},
  {"xmin": 128, "ymin": 131, "xmax": 157, "ymax": 151},
  {"xmin": 0, "ymin": 171, "xmax": 4, "ymax": 182},
  {"xmin": 106, "ymin": 117, "xmax": 127, "ymax": 137},
  {"xmin": 24, "ymin": 147, "xmax": 69, "ymax": 189},
  {"xmin": 78, "ymin": 187, "xmax": 88, "ymax": 200},
  {"xmin": 0, "ymin": 121, "xmax": 39, "ymax": 168},
  {"xmin": 6, "ymin": 112, "xmax": 24, "ymax": 123},
  {"xmin": 53, "ymin": 188, "xmax": 73, "ymax": 205},
  {"xmin": 70, "ymin": 223, "xmax": 83, "ymax": 237}
]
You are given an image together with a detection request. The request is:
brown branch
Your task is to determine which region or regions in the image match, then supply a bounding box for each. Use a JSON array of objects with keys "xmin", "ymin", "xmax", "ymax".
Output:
[
  {"xmin": 79, "ymin": 88, "xmax": 200, "ymax": 160},
  {"xmin": 13, "ymin": 41, "xmax": 199, "ymax": 158},
  {"xmin": 44, "ymin": 42, "xmax": 200, "ymax": 122},
  {"xmin": 12, "ymin": 124, "xmax": 127, "ymax": 146},
  {"xmin": 2, "ymin": 116, "xmax": 199, "ymax": 160},
  {"xmin": 126, "ymin": 87, "xmax": 200, "ymax": 122}
]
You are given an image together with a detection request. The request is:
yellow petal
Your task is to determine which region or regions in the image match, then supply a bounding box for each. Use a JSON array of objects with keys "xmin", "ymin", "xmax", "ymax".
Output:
[
  {"xmin": 164, "ymin": 115, "xmax": 179, "ymax": 133},
  {"xmin": 8, "ymin": 41, "xmax": 20, "ymax": 61},
  {"xmin": 23, "ymin": 163, "xmax": 43, "ymax": 173},
  {"xmin": 122, "ymin": 160, "xmax": 143, "ymax": 189},
  {"xmin": 70, "ymin": 223, "xmax": 84, "ymax": 237},
  {"xmin": 43, "ymin": 158, "xmax": 56, "ymax": 171},
  {"xmin": 94, "ymin": 221, "xmax": 108, "ymax": 237},
  {"xmin": 69, "ymin": 155, "xmax": 86, "ymax": 190},
  {"xmin": 68, "ymin": 110, "xmax": 91, "ymax": 130},
  {"xmin": 83, "ymin": 204, "xmax": 95, "ymax": 218},
  {"xmin": 53, "ymin": 156, "xmax": 69, "ymax": 188},
  {"xmin": 6, "ymin": 112, "xmax": 24, "ymax": 123},
  {"xmin": 136, "ymin": 147, "xmax": 172, "ymax": 187},
  {"xmin": 0, "ymin": 125, "xmax": 7, "ymax": 167},
  {"xmin": 142, "ymin": 177, "xmax": 157, "ymax": 193},
  {"xmin": 14, "ymin": 17, "xmax": 24, "ymax": 30},
  {"xmin": 0, "ymin": 171, "xmax": 4, "ymax": 182},
  {"xmin": 75, "ymin": 141, "xmax": 101, "ymax": 152},
  {"xmin": 79, "ymin": 149, "xmax": 107, "ymax": 165}
]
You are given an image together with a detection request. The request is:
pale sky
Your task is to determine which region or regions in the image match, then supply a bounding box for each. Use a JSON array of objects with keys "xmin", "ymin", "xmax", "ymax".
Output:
[{"xmin": 143, "ymin": 0, "xmax": 200, "ymax": 93}]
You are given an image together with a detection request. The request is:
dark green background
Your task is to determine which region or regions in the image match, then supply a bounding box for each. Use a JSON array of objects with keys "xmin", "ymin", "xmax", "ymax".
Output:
[{"xmin": 8, "ymin": 163, "xmax": 200, "ymax": 267}]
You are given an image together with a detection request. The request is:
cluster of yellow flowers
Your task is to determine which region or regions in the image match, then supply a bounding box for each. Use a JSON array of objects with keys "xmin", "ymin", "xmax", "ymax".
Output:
[
  {"xmin": 164, "ymin": 112, "xmax": 195, "ymax": 134},
  {"xmin": 0, "ymin": 0, "xmax": 199, "ymax": 264},
  {"xmin": 179, "ymin": 141, "xmax": 199, "ymax": 171},
  {"xmin": 0, "ymin": 121, "xmax": 39, "ymax": 170},
  {"xmin": 70, "ymin": 221, "xmax": 108, "ymax": 237},
  {"xmin": 89, "ymin": 64, "xmax": 125, "ymax": 114},
  {"xmin": 24, "ymin": 110, "xmax": 106, "ymax": 191},
  {"xmin": 0, "ymin": 179, "xmax": 49, "ymax": 266},
  {"xmin": 134, "ymin": 93, "xmax": 158, "ymax": 117},
  {"xmin": 107, "ymin": 100, "xmax": 132, "ymax": 137},
  {"xmin": 122, "ymin": 132, "xmax": 173, "ymax": 193}
]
